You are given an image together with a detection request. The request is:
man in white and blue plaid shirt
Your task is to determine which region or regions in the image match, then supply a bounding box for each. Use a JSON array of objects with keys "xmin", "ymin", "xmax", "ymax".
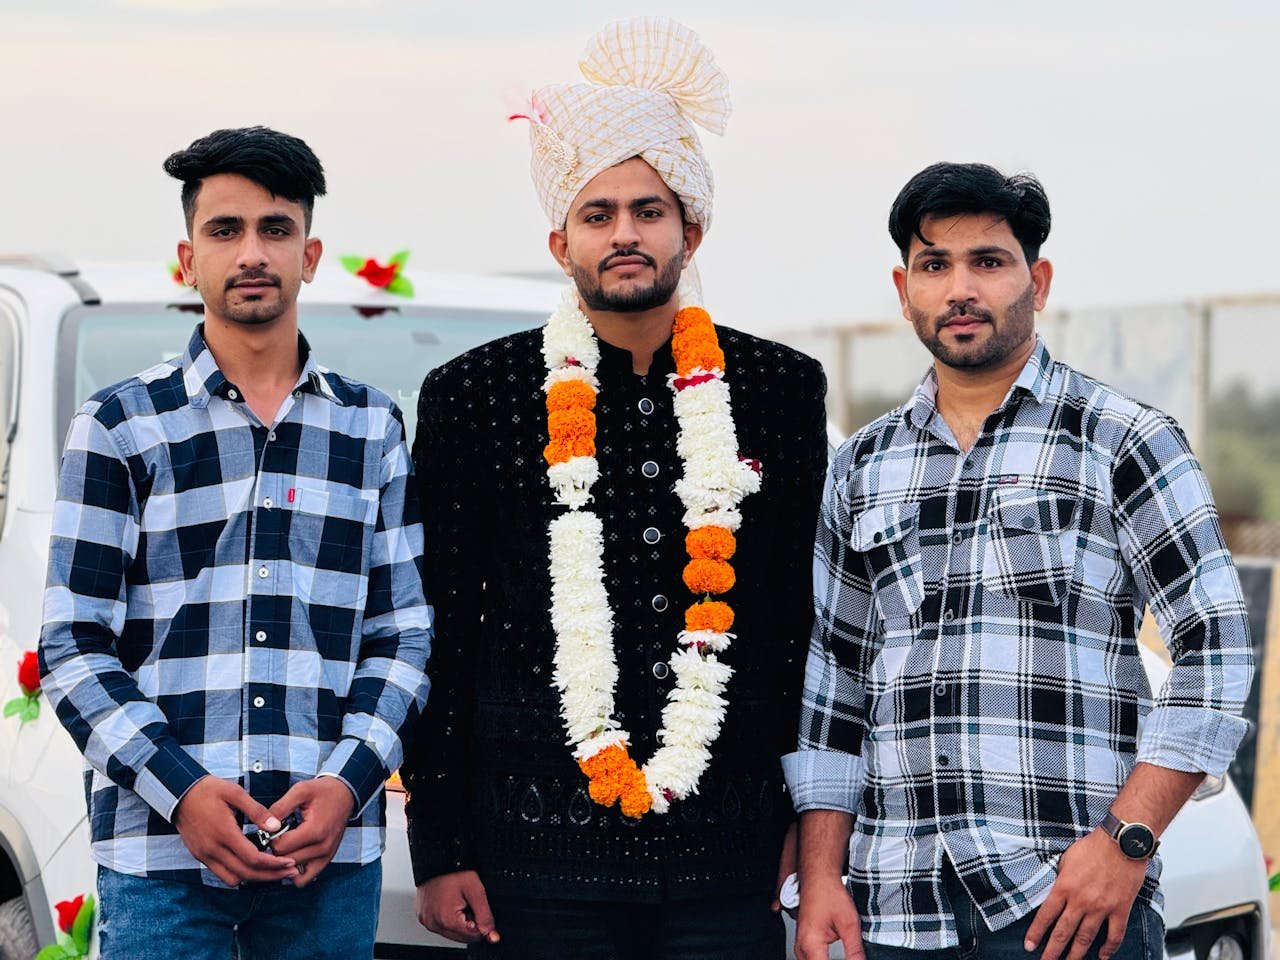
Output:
[
  {"xmin": 39, "ymin": 127, "xmax": 432, "ymax": 959},
  {"xmin": 788, "ymin": 163, "xmax": 1253, "ymax": 960}
]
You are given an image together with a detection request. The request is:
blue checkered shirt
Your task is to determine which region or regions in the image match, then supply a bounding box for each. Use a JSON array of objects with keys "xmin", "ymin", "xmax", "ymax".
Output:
[
  {"xmin": 40, "ymin": 325, "xmax": 432, "ymax": 885},
  {"xmin": 783, "ymin": 337, "xmax": 1252, "ymax": 948}
]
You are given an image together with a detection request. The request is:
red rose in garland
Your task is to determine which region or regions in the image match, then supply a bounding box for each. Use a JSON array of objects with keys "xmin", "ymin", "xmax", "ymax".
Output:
[
  {"xmin": 341, "ymin": 250, "xmax": 415, "ymax": 297},
  {"xmin": 5, "ymin": 650, "xmax": 42, "ymax": 724}
]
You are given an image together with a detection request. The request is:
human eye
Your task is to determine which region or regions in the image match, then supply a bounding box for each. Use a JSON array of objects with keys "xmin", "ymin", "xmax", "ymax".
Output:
[
  {"xmin": 637, "ymin": 207, "xmax": 662, "ymax": 220},
  {"xmin": 977, "ymin": 256, "xmax": 1003, "ymax": 269},
  {"xmin": 920, "ymin": 259, "xmax": 946, "ymax": 272}
]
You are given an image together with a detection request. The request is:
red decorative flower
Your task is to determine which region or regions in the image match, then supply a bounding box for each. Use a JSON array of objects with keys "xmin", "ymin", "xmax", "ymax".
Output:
[
  {"xmin": 355, "ymin": 259, "xmax": 399, "ymax": 288},
  {"xmin": 55, "ymin": 894, "xmax": 84, "ymax": 933},
  {"xmin": 17, "ymin": 651, "xmax": 39, "ymax": 696}
]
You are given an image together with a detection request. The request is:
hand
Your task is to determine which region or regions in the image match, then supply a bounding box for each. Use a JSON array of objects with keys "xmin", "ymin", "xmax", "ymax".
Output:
[
  {"xmin": 794, "ymin": 875, "xmax": 864, "ymax": 960},
  {"xmin": 173, "ymin": 776, "xmax": 300, "ymax": 886},
  {"xmin": 416, "ymin": 870, "xmax": 500, "ymax": 944},
  {"xmin": 1025, "ymin": 829, "xmax": 1148, "ymax": 960},
  {"xmin": 771, "ymin": 821, "xmax": 799, "ymax": 916},
  {"xmin": 268, "ymin": 777, "xmax": 357, "ymax": 887}
]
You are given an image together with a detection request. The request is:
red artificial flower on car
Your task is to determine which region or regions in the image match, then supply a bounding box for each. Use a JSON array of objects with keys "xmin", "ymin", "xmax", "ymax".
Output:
[
  {"xmin": 17, "ymin": 651, "xmax": 39, "ymax": 696},
  {"xmin": 355, "ymin": 259, "xmax": 398, "ymax": 288},
  {"xmin": 341, "ymin": 250, "xmax": 415, "ymax": 297},
  {"xmin": 55, "ymin": 895, "xmax": 85, "ymax": 934}
]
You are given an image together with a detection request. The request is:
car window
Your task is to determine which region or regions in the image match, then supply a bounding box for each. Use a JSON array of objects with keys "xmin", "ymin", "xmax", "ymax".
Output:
[
  {"xmin": 55, "ymin": 302, "xmax": 544, "ymax": 453},
  {"xmin": 0, "ymin": 305, "xmax": 18, "ymax": 536}
]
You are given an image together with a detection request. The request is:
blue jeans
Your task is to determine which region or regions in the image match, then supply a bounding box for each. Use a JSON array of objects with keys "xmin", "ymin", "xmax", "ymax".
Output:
[
  {"xmin": 862, "ymin": 862, "xmax": 1163, "ymax": 960},
  {"xmin": 96, "ymin": 861, "xmax": 381, "ymax": 960},
  {"xmin": 468, "ymin": 891, "xmax": 785, "ymax": 960}
]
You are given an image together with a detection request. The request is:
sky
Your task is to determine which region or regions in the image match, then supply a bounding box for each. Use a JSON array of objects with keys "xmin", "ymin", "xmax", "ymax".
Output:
[{"xmin": 0, "ymin": 0, "xmax": 1277, "ymax": 337}]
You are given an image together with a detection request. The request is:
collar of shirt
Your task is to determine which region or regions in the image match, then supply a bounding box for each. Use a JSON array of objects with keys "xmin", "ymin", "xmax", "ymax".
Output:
[
  {"xmin": 593, "ymin": 330, "xmax": 677, "ymax": 381},
  {"xmin": 905, "ymin": 334, "xmax": 1053, "ymax": 433},
  {"xmin": 179, "ymin": 322, "xmax": 342, "ymax": 409}
]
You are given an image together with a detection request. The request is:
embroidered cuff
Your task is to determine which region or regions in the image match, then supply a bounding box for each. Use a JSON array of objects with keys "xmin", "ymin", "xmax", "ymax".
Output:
[{"xmin": 781, "ymin": 749, "xmax": 865, "ymax": 814}]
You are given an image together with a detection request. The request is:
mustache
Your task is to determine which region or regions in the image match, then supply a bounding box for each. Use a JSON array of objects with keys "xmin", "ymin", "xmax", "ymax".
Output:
[
  {"xmin": 937, "ymin": 302, "xmax": 995, "ymax": 327},
  {"xmin": 226, "ymin": 270, "xmax": 281, "ymax": 291},
  {"xmin": 597, "ymin": 248, "xmax": 656, "ymax": 273}
]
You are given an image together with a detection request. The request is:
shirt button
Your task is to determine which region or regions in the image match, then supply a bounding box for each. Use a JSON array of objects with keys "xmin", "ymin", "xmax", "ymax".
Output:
[
  {"xmin": 638, "ymin": 398, "xmax": 654, "ymax": 415},
  {"xmin": 943, "ymin": 609, "xmax": 955, "ymax": 623},
  {"xmin": 963, "ymin": 458, "xmax": 974, "ymax": 470},
  {"xmin": 1022, "ymin": 517, "xmax": 1036, "ymax": 529},
  {"xmin": 643, "ymin": 527, "xmax": 661, "ymax": 544},
  {"xmin": 227, "ymin": 388, "xmax": 239, "ymax": 401},
  {"xmin": 263, "ymin": 497, "xmax": 273, "ymax": 509},
  {"xmin": 937, "ymin": 755, "xmax": 950, "ymax": 767},
  {"xmin": 251, "ymin": 761, "xmax": 264, "ymax": 773},
  {"xmin": 253, "ymin": 696, "xmax": 265, "ymax": 708},
  {"xmin": 652, "ymin": 594, "xmax": 668, "ymax": 612},
  {"xmin": 642, "ymin": 460, "xmax": 660, "ymax": 478},
  {"xmin": 255, "ymin": 630, "xmax": 267, "ymax": 642},
  {"xmin": 293, "ymin": 390, "xmax": 301, "ymax": 399},
  {"xmin": 872, "ymin": 532, "xmax": 883, "ymax": 544},
  {"xmin": 652, "ymin": 662, "xmax": 670, "ymax": 679},
  {"xmin": 934, "ymin": 683, "xmax": 948, "ymax": 697},
  {"xmin": 268, "ymin": 431, "xmax": 277, "ymax": 441},
  {"xmin": 257, "ymin": 565, "xmax": 269, "ymax": 579},
  {"xmin": 951, "ymin": 531, "xmax": 962, "ymax": 545}
]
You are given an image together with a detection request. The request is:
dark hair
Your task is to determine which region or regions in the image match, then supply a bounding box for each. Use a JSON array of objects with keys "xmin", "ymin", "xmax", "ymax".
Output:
[
  {"xmin": 163, "ymin": 126, "xmax": 327, "ymax": 234},
  {"xmin": 888, "ymin": 162, "xmax": 1050, "ymax": 265}
]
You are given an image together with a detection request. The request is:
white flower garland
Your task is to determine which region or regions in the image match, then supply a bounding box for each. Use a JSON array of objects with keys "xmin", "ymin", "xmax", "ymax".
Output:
[{"xmin": 543, "ymin": 287, "xmax": 761, "ymax": 814}]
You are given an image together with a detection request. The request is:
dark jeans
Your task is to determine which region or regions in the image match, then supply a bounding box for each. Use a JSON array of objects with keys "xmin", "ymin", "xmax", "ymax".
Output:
[
  {"xmin": 467, "ymin": 891, "xmax": 785, "ymax": 960},
  {"xmin": 862, "ymin": 863, "xmax": 1163, "ymax": 960}
]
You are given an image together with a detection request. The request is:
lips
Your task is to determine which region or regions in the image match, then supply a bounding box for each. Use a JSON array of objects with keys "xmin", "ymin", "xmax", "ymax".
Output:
[{"xmin": 227, "ymin": 274, "xmax": 281, "ymax": 293}]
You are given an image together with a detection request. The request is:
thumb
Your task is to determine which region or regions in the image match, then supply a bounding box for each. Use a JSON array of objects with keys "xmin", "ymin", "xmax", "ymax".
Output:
[
  {"xmin": 267, "ymin": 782, "xmax": 309, "ymax": 825},
  {"xmin": 464, "ymin": 875, "xmax": 499, "ymax": 942},
  {"xmin": 224, "ymin": 785, "xmax": 280, "ymax": 834}
]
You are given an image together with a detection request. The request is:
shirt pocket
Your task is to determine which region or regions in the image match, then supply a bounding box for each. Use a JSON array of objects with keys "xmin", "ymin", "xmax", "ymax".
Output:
[
  {"xmin": 850, "ymin": 502, "xmax": 925, "ymax": 622},
  {"xmin": 287, "ymin": 484, "xmax": 378, "ymax": 605},
  {"xmin": 982, "ymin": 488, "xmax": 1080, "ymax": 606}
]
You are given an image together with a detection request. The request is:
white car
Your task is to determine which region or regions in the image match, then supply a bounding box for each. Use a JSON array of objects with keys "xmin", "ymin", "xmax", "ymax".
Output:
[{"xmin": 0, "ymin": 257, "xmax": 1271, "ymax": 960}]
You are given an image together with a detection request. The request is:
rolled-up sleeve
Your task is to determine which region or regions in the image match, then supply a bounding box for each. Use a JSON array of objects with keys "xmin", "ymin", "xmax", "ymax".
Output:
[{"xmin": 1113, "ymin": 410, "xmax": 1254, "ymax": 776}]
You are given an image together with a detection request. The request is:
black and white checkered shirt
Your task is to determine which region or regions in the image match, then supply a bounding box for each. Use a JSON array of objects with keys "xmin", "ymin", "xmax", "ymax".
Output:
[
  {"xmin": 783, "ymin": 337, "xmax": 1252, "ymax": 948},
  {"xmin": 40, "ymin": 325, "xmax": 432, "ymax": 885}
]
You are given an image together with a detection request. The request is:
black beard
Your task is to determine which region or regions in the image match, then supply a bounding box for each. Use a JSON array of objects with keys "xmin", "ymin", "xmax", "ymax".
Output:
[
  {"xmin": 910, "ymin": 282, "xmax": 1037, "ymax": 370},
  {"xmin": 572, "ymin": 248, "xmax": 683, "ymax": 313}
]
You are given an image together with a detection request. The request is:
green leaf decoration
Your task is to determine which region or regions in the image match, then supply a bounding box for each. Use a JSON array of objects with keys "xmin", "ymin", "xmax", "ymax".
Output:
[
  {"xmin": 34, "ymin": 945, "xmax": 72, "ymax": 960},
  {"xmin": 71, "ymin": 896, "xmax": 94, "ymax": 956},
  {"xmin": 3, "ymin": 697, "xmax": 22, "ymax": 718},
  {"xmin": 388, "ymin": 250, "xmax": 410, "ymax": 268},
  {"xmin": 20, "ymin": 697, "xmax": 39, "ymax": 724},
  {"xmin": 385, "ymin": 275, "xmax": 415, "ymax": 298},
  {"xmin": 55, "ymin": 930, "xmax": 74, "ymax": 951},
  {"xmin": 1270, "ymin": 870, "xmax": 1280, "ymax": 892},
  {"xmin": 340, "ymin": 255, "xmax": 367, "ymax": 274}
]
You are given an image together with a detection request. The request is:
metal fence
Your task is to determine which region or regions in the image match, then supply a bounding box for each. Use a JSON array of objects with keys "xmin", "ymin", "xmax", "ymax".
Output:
[{"xmin": 775, "ymin": 293, "xmax": 1280, "ymax": 560}]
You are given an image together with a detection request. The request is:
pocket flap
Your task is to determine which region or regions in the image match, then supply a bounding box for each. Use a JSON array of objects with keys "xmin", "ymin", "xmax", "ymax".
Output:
[
  {"xmin": 988, "ymin": 488, "xmax": 1078, "ymax": 533},
  {"xmin": 851, "ymin": 502, "xmax": 921, "ymax": 551},
  {"xmin": 292, "ymin": 484, "xmax": 378, "ymax": 523}
]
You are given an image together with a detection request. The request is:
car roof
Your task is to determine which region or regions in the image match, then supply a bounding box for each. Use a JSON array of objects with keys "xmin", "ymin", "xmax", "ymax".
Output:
[{"xmin": 44, "ymin": 260, "xmax": 565, "ymax": 313}]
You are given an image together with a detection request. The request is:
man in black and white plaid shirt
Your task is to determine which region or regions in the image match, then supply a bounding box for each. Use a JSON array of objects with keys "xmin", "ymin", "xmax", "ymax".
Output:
[
  {"xmin": 39, "ymin": 128, "xmax": 432, "ymax": 959},
  {"xmin": 788, "ymin": 163, "xmax": 1253, "ymax": 960}
]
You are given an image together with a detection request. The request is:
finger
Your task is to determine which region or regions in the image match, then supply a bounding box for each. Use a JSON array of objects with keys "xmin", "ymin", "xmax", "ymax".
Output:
[
  {"xmin": 268, "ymin": 819, "xmax": 330, "ymax": 858},
  {"xmin": 267, "ymin": 783, "xmax": 310, "ymax": 823},
  {"xmin": 1025, "ymin": 892, "xmax": 1066, "ymax": 952},
  {"xmin": 289, "ymin": 856, "xmax": 333, "ymax": 889},
  {"xmin": 1040, "ymin": 909, "xmax": 1084, "ymax": 960},
  {"xmin": 223, "ymin": 786, "xmax": 282, "ymax": 834},
  {"xmin": 1098, "ymin": 909, "xmax": 1131, "ymax": 960},
  {"xmin": 1064, "ymin": 918, "xmax": 1103, "ymax": 960},
  {"xmin": 431, "ymin": 912, "xmax": 483, "ymax": 943},
  {"xmin": 270, "ymin": 837, "xmax": 334, "ymax": 866},
  {"xmin": 466, "ymin": 881, "xmax": 499, "ymax": 940},
  {"xmin": 839, "ymin": 916, "xmax": 865, "ymax": 960}
]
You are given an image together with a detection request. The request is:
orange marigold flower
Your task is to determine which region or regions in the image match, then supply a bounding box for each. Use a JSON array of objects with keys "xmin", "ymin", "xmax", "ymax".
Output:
[
  {"xmin": 685, "ymin": 600, "xmax": 735, "ymax": 633},
  {"xmin": 546, "ymin": 379, "xmax": 596, "ymax": 413},
  {"xmin": 686, "ymin": 526, "xmax": 736, "ymax": 560},
  {"xmin": 548, "ymin": 407, "xmax": 595, "ymax": 441},
  {"xmin": 579, "ymin": 743, "xmax": 643, "ymax": 809},
  {"xmin": 672, "ymin": 307, "xmax": 724, "ymax": 375},
  {"xmin": 620, "ymin": 780, "xmax": 653, "ymax": 818},
  {"xmin": 543, "ymin": 435, "xmax": 595, "ymax": 466},
  {"xmin": 683, "ymin": 558, "xmax": 736, "ymax": 594}
]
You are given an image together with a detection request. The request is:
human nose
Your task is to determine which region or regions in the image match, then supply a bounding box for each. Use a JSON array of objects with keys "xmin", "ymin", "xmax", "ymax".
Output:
[
  {"xmin": 610, "ymin": 212, "xmax": 642, "ymax": 248},
  {"xmin": 236, "ymin": 232, "xmax": 269, "ymax": 269},
  {"xmin": 946, "ymin": 264, "xmax": 979, "ymax": 306}
]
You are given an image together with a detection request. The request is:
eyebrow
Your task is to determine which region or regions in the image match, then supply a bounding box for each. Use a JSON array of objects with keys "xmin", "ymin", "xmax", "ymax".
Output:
[
  {"xmin": 576, "ymin": 195, "xmax": 674, "ymax": 215},
  {"xmin": 911, "ymin": 243, "xmax": 1016, "ymax": 266},
  {"xmin": 200, "ymin": 213, "xmax": 299, "ymax": 231}
]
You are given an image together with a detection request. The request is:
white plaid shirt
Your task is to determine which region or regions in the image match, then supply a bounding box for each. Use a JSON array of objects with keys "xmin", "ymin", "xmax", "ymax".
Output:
[
  {"xmin": 40, "ymin": 325, "xmax": 432, "ymax": 886},
  {"xmin": 783, "ymin": 337, "xmax": 1252, "ymax": 948}
]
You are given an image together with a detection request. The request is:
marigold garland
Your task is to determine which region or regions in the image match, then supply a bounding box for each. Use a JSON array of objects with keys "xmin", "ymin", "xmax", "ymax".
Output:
[{"xmin": 542, "ymin": 288, "xmax": 761, "ymax": 817}]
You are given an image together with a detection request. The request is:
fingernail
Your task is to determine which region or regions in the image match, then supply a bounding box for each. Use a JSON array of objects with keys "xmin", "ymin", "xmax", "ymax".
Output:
[
  {"xmin": 265, "ymin": 816, "xmax": 282, "ymax": 832},
  {"xmin": 1024, "ymin": 940, "xmax": 1036, "ymax": 952}
]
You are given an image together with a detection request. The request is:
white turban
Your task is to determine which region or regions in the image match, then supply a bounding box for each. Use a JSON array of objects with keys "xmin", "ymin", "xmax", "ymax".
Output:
[{"xmin": 521, "ymin": 17, "xmax": 732, "ymax": 232}]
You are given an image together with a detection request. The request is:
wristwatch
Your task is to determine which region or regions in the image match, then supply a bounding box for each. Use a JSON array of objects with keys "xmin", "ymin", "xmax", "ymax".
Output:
[{"xmin": 1100, "ymin": 811, "xmax": 1159, "ymax": 860}]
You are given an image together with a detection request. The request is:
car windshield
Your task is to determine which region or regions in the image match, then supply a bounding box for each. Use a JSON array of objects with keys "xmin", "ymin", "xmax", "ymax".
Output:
[{"xmin": 55, "ymin": 302, "xmax": 544, "ymax": 450}]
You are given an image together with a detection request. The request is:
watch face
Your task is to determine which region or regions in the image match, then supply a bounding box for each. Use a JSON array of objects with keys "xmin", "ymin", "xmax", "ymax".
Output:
[{"xmin": 1118, "ymin": 823, "xmax": 1155, "ymax": 859}]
